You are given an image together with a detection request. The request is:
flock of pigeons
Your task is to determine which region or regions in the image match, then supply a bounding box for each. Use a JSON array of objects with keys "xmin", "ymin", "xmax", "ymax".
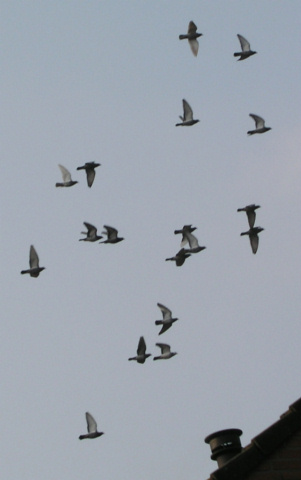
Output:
[{"xmin": 20, "ymin": 21, "xmax": 269, "ymax": 441}]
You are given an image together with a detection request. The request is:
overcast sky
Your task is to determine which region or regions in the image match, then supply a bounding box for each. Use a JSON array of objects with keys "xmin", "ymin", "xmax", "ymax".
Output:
[{"xmin": 2, "ymin": 1, "xmax": 301, "ymax": 479}]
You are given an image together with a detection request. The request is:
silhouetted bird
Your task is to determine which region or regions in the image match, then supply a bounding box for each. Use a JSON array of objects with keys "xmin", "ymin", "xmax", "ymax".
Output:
[
  {"xmin": 79, "ymin": 412, "xmax": 104, "ymax": 440},
  {"xmin": 55, "ymin": 164, "xmax": 78, "ymax": 187},
  {"xmin": 100, "ymin": 226, "xmax": 124, "ymax": 244},
  {"xmin": 128, "ymin": 337, "xmax": 151, "ymax": 364},
  {"xmin": 248, "ymin": 114, "xmax": 271, "ymax": 135},
  {"xmin": 182, "ymin": 231, "xmax": 206, "ymax": 253},
  {"xmin": 237, "ymin": 204, "xmax": 261, "ymax": 228},
  {"xmin": 165, "ymin": 248, "xmax": 191, "ymax": 266},
  {"xmin": 153, "ymin": 343, "xmax": 177, "ymax": 360},
  {"xmin": 234, "ymin": 34, "xmax": 257, "ymax": 61},
  {"xmin": 21, "ymin": 245, "xmax": 45, "ymax": 277},
  {"xmin": 241, "ymin": 226, "xmax": 264, "ymax": 254},
  {"xmin": 77, "ymin": 162, "xmax": 101, "ymax": 188},
  {"xmin": 155, "ymin": 303, "xmax": 178, "ymax": 335},
  {"xmin": 174, "ymin": 224, "xmax": 197, "ymax": 235},
  {"xmin": 176, "ymin": 99, "xmax": 199, "ymax": 127},
  {"xmin": 179, "ymin": 21, "xmax": 202, "ymax": 57},
  {"xmin": 79, "ymin": 222, "xmax": 103, "ymax": 242}
]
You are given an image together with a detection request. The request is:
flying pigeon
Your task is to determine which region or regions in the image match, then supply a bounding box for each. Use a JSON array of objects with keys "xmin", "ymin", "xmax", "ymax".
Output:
[
  {"xmin": 79, "ymin": 222, "xmax": 103, "ymax": 242},
  {"xmin": 176, "ymin": 99, "xmax": 199, "ymax": 127},
  {"xmin": 128, "ymin": 336, "xmax": 151, "ymax": 364},
  {"xmin": 179, "ymin": 21, "xmax": 203, "ymax": 57},
  {"xmin": 100, "ymin": 226, "xmax": 124, "ymax": 244},
  {"xmin": 79, "ymin": 412, "xmax": 104, "ymax": 440},
  {"xmin": 182, "ymin": 231, "xmax": 206, "ymax": 253},
  {"xmin": 20, "ymin": 245, "xmax": 45, "ymax": 277},
  {"xmin": 234, "ymin": 34, "xmax": 257, "ymax": 61},
  {"xmin": 247, "ymin": 114, "xmax": 271, "ymax": 135},
  {"xmin": 240, "ymin": 226, "xmax": 264, "ymax": 254},
  {"xmin": 77, "ymin": 162, "xmax": 101, "ymax": 188},
  {"xmin": 55, "ymin": 164, "xmax": 78, "ymax": 187},
  {"xmin": 237, "ymin": 204, "xmax": 261, "ymax": 229},
  {"xmin": 153, "ymin": 343, "xmax": 177, "ymax": 361},
  {"xmin": 174, "ymin": 224, "xmax": 197, "ymax": 235},
  {"xmin": 155, "ymin": 303, "xmax": 178, "ymax": 335},
  {"xmin": 165, "ymin": 248, "xmax": 191, "ymax": 267}
]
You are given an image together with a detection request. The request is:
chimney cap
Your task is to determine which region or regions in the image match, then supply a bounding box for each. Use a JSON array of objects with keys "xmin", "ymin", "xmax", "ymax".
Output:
[
  {"xmin": 205, "ymin": 428, "xmax": 243, "ymax": 467},
  {"xmin": 205, "ymin": 428, "xmax": 242, "ymax": 445}
]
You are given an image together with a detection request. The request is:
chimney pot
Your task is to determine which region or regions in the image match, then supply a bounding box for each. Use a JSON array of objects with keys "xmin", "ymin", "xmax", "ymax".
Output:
[{"xmin": 205, "ymin": 428, "xmax": 243, "ymax": 468}]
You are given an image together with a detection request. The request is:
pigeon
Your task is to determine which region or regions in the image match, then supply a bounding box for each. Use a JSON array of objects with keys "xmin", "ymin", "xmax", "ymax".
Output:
[
  {"xmin": 240, "ymin": 226, "xmax": 264, "ymax": 254},
  {"xmin": 128, "ymin": 336, "xmax": 151, "ymax": 364},
  {"xmin": 179, "ymin": 21, "xmax": 203, "ymax": 57},
  {"xmin": 79, "ymin": 222, "xmax": 103, "ymax": 242},
  {"xmin": 77, "ymin": 162, "xmax": 101, "ymax": 188},
  {"xmin": 79, "ymin": 412, "xmax": 104, "ymax": 440},
  {"xmin": 247, "ymin": 114, "xmax": 271, "ymax": 135},
  {"xmin": 55, "ymin": 164, "xmax": 78, "ymax": 187},
  {"xmin": 153, "ymin": 343, "xmax": 177, "ymax": 361},
  {"xmin": 174, "ymin": 224, "xmax": 197, "ymax": 235},
  {"xmin": 165, "ymin": 248, "xmax": 191, "ymax": 267},
  {"xmin": 176, "ymin": 99, "xmax": 199, "ymax": 127},
  {"xmin": 155, "ymin": 303, "xmax": 178, "ymax": 335},
  {"xmin": 100, "ymin": 226, "xmax": 124, "ymax": 244},
  {"xmin": 20, "ymin": 245, "xmax": 45, "ymax": 277},
  {"xmin": 234, "ymin": 34, "xmax": 257, "ymax": 61},
  {"xmin": 237, "ymin": 204, "xmax": 261, "ymax": 229},
  {"xmin": 182, "ymin": 231, "xmax": 206, "ymax": 253}
]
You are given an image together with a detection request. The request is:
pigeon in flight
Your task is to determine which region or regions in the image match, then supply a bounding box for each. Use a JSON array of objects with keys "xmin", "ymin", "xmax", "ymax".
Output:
[
  {"xmin": 20, "ymin": 245, "xmax": 45, "ymax": 277},
  {"xmin": 176, "ymin": 99, "xmax": 199, "ymax": 127},
  {"xmin": 165, "ymin": 248, "xmax": 191, "ymax": 267},
  {"xmin": 79, "ymin": 222, "xmax": 103, "ymax": 242},
  {"xmin": 100, "ymin": 225, "xmax": 124, "ymax": 244},
  {"xmin": 234, "ymin": 34, "xmax": 257, "ymax": 61},
  {"xmin": 240, "ymin": 226, "xmax": 264, "ymax": 254},
  {"xmin": 179, "ymin": 21, "xmax": 203, "ymax": 57},
  {"xmin": 153, "ymin": 343, "xmax": 177, "ymax": 361},
  {"xmin": 79, "ymin": 412, "xmax": 104, "ymax": 440},
  {"xmin": 248, "ymin": 114, "xmax": 271, "ymax": 135},
  {"xmin": 237, "ymin": 204, "xmax": 261, "ymax": 229},
  {"xmin": 182, "ymin": 231, "xmax": 206, "ymax": 253},
  {"xmin": 128, "ymin": 336, "xmax": 151, "ymax": 364},
  {"xmin": 77, "ymin": 162, "xmax": 101, "ymax": 188},
  {"xmin": 155, "ymin": 303, "xmax": 178, "ymax": 335},
  {"xmin": 174, "ymin": 224, "xmax": 197, "ymax": 235},
  {"xmin": 55, "ymin": 164, "xmax": 78, "ymax": 187}
]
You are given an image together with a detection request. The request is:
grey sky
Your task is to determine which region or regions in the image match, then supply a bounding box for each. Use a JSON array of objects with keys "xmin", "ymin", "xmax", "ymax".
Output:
[{"xmin": 2, "ymin": 2, "xmax": 301, "ymax": 479}]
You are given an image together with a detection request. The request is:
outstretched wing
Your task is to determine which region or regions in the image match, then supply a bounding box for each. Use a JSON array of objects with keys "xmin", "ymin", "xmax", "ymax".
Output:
[
  {"xmin": 157, "ymin": 303, "xmax": 172, "ymax": 320},
  {"xmin": 86, "ymin": 412, "xmax": 97, "ymax": 433},
  {"xmin": 249, "ymin": 114, "xmax": 265, "ymax": 129},
  {"xmin": 29, "ymin": 245, "xmax": 39, "ymax": 268},
  {"xmin": 182, "ymin": 99, "xmax": 193, "ymax": 122},
  {"xmin": 58, "ymin": 164, "xmax": 72, "ymax": 182},
  {"xmin": 237, "ymin": 34, "xmax": 250, "ymax": 52}
]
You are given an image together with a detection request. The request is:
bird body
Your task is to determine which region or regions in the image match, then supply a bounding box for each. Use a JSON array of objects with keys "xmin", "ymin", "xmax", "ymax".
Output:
[
  {"xmin": 155, "ymin": 303, "xmax": 178, "ymax": 335},
  {"xmin": 153, "ymin": 343, "xmax": 177, "ymax": 360},
  {"xmin": 79, "ymin": 412, "xmax": 104, "ymax": 440},
  {"xmin": 234, "ymin": 34, "xmax": 257, "ymax": 61},
  {"xmin": 241, "ymin": 226, "xmax": 264, "ymax": 254},
  {"xmin": 237, "ymin": 204, "xmax": 260, "ymax": 229},
  {"xmin": 21, "ymin": 245, "xmax": 45, "ymax": 277},
  {"xmin": 79, "ymin": 222, "xmax": 103, "ymax": 242},
  {"xmin": 100, "ymin": 225, "xmax": 124, "ymax": 244},
  {"xmin": 77, "ymin": 162, "xmax": 101, "ymax": 188},
  {"xmin": 55, "ymin": 164, "xmax": 78, "ymax": 187},
  {"xmin": 179, "ymin": 21, "xmax": 202, "ymax": 57},
  {"xmin": 176, "ymin": 99, "xmax": 199, "ymax": 126},
  {"xmin": 128, "ymin": 336, "xmax": 151, "ymax": 364},
  {"xmin": 248, "ymin": 114, "xmax": 271, "ymax": 135},
  {"xmin": 166, "ymin": 248, "xmax": 191, "ymax": 266}
]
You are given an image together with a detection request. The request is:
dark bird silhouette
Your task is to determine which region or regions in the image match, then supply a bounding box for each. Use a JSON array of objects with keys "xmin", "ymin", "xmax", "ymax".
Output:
[
  {"xmin": 165, "ymin": 248, "xmax": 191, "ymax": 267},
  {"xmin": 155, "ymin": 303, "xmax": 178, "ymax": 335},
  {"xmin": 21, "ymin": 245, "xmax": 45, "ymax": 277},
  {"xmin": 176, "ymin": 99, "xmax": 199, "ymax": 127},
  {"xmin": 247, "ymin": 114, "xmax": 271, "ymax": 135},
  {"xmin": 79, "ymin": 412, "xmax": 104, "ymax": 440},
  {"xmin": 234, "ymin": 34, "xmax": 257, "ymax": 61},
  {"xmin": 55, "ymin": 164, "xmax": 78, "ymax": 187},
  {"xmin": 174, "ymin": 224, "xmax": 197, "ymax": 236},
  {"xmin": 153, "ymin": 343, "xmax": 177, "ymax": 361},
  {"xmin": 237, "ymin": 204, "xmax": 261, "ymax": 228},
  {"xmin": 100, "ymin": 226, "xmax": 124, "ymax": 244},
  {"xmin": 179, "ymin": 21, "xmax": 203, "ymax": 57},
  {"xmin": 241, "ymin": 226, "xmax": 264, "ymax": 254},
  {"xmin": 77, "ymin": 162, "xmax": 101, "ymax": 188},
  {"xmin": 128, "ymin": 336, "xmax": 151, "ymax": 364},
  {"xmin": 79, "ymin": 222, "xmax": 103, "ymax": 242}
]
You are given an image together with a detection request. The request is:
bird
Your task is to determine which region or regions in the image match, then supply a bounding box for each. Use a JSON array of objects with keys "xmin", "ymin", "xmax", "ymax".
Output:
[
  {"xmin": 182, "ymin": 231, "xmax": 206, "ymax": 253},
  {"xmin": 175, "ymin": 99, "xmax": 199, "ymax": 127},
  {"xmin": 240, "ymin": 226, "xmax": 264, "ymax": 254},
  {"xmin": 55, "ymin": 164, "xmax": 78, "ymax": 187},
  {"xmin": 100, "ymin": 226, "xmax": 124, "ymax": 244},
  {"xmin": 179, "ymin": 21, "xmax": 203, "ymax": 57},
  {"xmin": 77, "ymin": 162, "xmax": 101, "ymax": 188},
  {"xmin": 128, "ymin": 336, "xmax": 151, "ymax": 363},
  {"xmin": 79, "ymin": 412, "xmax": 104, "ymax": 440},
  {"xmin": 165, "ymin": 248, "xmax": 191, "ymax": 267},
  {"xmin": 174, "ymin": 224, "xmax": 197, "ymax": 236},
  {"xmin": 79, "ymin": 222, "xmax": 103, "ymax": 242},
  {"xmin": 20, "ymin": 245, "xmax": 45, "ymax": 277},
  {"xmin": 155, "ymin": 303, "xmax": 178, "ymax": 335},
  {"xmin": 247, "ymin": 114, "xmax": 271, "ymax": 135},
  {"xmin": 234, "ymin": 34, "xmax": 257, "ymax": 61},
  {"xmin": 237, "ymin": 204, "xmax": 261, "ymax": 229},
  {"xmin": 153, "ymin": 343, "xmax": 177, "ymax": 361}
]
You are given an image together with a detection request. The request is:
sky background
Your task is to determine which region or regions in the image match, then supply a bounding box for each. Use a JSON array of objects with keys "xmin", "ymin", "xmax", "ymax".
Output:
[{"xmin": 2, "ymin": 1, "xmax": 301, "ymax": 479}]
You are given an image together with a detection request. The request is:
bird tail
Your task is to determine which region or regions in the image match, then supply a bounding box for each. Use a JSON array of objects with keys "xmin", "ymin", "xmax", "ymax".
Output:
[
  {"xmin": 155, "ymin": 320, "xmax": 163, "ymax": 325},
  {"xmin": 128, "ymin": 357, "xmax": 135, "ymax": 361},
  {"xmin": 79, "ymin": 435, "xmax": 87, "ymax": 440},
  {"xmin": 247, "ymin": 130, "xmax": 255, "ymax": 135},
  {"xmin": 165, "ymin": 257, "xmax": 172, "ymax": 261},
  {"xmin": 179, "ymin": 34, "xmax": 188, "ymax": 40},
  {"xmin": 55, "ymin": 183, "xmax": 64, "ymax": 187},
  {"xmin": 20, "ymin": 270, "xmax": 28, "ymax": 274},
  {"xmin": 153, "ymin": 356, "xmax": 160, "ymax": 361},
  {"xmin": 233, "ymin": 52, "xmax": 241, "ymax": 57}
]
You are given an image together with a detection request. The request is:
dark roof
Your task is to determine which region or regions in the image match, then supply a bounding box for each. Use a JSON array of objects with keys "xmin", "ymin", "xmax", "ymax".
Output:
[{"xmin": 207, "ymin": 397, "xmax": 301, "ymax": 480}]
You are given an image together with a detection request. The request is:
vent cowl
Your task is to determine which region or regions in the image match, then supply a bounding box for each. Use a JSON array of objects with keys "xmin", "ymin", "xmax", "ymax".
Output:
[{"xmin": 205, "ymin": 428, "xmax": 243, "ymax": 468}]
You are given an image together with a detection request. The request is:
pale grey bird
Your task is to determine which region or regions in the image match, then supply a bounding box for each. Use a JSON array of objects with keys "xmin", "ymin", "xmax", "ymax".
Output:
[
  {"xmin": 240, "ymin": 226, "xmax": 264, "ymax": 254},
  {"xmin": 79, "ymin": 412, "xmax": 104, "ymax": 440},
  {"xmin": 100, "ymin": 226, "xmax": 124, "ymax": 244},
  {"xmin": 234, "ymin": 34, "xmax": 257, "ymax": 61},
  {"xmin": 128, "ymin": 336, "xmax": 151, "ymax": 364},
  {"xmin": 153, "ymin": 343, "xmax": 177, "ymax": 361},
  {"xmin": 77, "ymin": 162, "xmax": 101, "ymax": 188},
  {"xmin": 20, "ymin": 245, "xmax": 45, "ymax": 277},
  {"xmin": 248, "ymin": 114, "xmax": 271, "ymax": 135},
  {"xmin": 179, "ymin": 21, "xmax": 203, "ymax": 57},
  {"xmin": 155, "ymin": 303, "xmax": 178, "ymax": 336},
  {"xmin": 79, "ymin": 222, "xmax": 103, "ymax": 242},
  {"xmin": 176, "ymin": 99, "xmax": 199, "ymax": 127},
  {"xmin": 165, "ymin": 248, "xmax": 191, "ymax": 267},
  {"xmin": 237, "ymin": 204, "xmax": 261, "ymax": 229},
  {"xmin": 55, "ymin": 164, "xmax": 78, "ymax": 187},
  {"xmin": 182, "ymin": 230, "xmax": 206, "ymax": 253}
]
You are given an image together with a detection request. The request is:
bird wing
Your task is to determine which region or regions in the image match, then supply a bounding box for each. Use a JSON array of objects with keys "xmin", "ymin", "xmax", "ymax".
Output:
[
  {"xmin": 247, "ymin": 210, "xmax": 256, "ymax": 229},
  {"xmin": 157, "ymin": 303, "xmax": 172, "ymax": 320},
  {"xmin": 86, "ymin": 168, "xmax": 96, "ymax": 187},
  {"xmin": 137, "ymin": 336, "xmax": 147, "ymax": 355},
  {"xmin": 237, "ymin": 34, "xmax": 250, "ymax": 52},
  {"xmin": 29, "ymin": 245, "xmax": 39, "ymax": 268},
  {"xmin": 156, "ymin": 343, "xmax": 170, "ymax": 354},
  {"xmin": 187, "ymin": 21, "xmax": 198, "ymax": 34},
  {"xmin": 249, "ymin": 234, "xmax": 259, "ymax": 254},
  {"xmin": 84, "ymin": 222, "xmax": 97, "ymax": 236},
  {"xmin": 159, "ymin": 324, "xmax": 172, "ymax": 335},
  {"xmin": 185, "ymin": 231, "xmax": 199, "ymax": 249},
  {"xmin": 86, "ymin": 412, "xmax": 97, "ymax": 433},
  {"xmin": 58, "ymin": 164, "xmax": 72, "ymax": 182},
  {"xmin": 182, "ymin": 99, "xmax": 193, "ymax": 121},
  {"xmin": 188, "ymin": 39, "xmax": 199, "ymax": 56},
  {"xmin": 249, "ymin": 114, "xmax": 265, "ymax": 129},
  {"xmin": 103, "ymin": 225, "xmax": 118, "ymax": 239}
]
